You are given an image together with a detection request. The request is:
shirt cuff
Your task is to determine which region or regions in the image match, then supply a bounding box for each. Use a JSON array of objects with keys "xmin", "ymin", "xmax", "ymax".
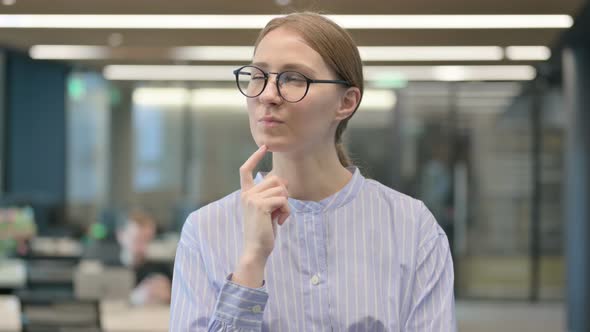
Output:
[{"xmin": 212, "ymin": 274, "xmax": 269, "ymax": 330}]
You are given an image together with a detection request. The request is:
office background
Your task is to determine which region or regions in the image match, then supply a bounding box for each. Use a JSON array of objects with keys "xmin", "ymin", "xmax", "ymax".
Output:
[{"xmin": 1, "ymin": 0, "xmax": 589, "ymax": 331}]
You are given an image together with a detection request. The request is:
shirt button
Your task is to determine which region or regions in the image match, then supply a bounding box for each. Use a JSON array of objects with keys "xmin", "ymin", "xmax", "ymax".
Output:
[
  {"xmin": 252, "ymin": 305, "xmax": 262, "ymax": 313},
  {"xmin": 311, "ymin": 274, "xmax": 320, "ymax": 286}
]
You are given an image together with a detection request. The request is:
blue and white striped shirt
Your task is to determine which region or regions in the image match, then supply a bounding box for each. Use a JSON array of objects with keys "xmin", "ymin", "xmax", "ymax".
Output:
[{"xmin": 170, "ymin": 167, "xmax": 456, "ymax": 331}]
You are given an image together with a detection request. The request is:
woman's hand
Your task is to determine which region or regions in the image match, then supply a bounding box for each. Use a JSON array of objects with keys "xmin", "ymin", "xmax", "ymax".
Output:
[
  {"xmin": 240, "ymin": 145, "xmax": 290, "ymax": 258},
  {"xmin": 232, "ymin": 145, "xmax": 290, "ymax": 288}
]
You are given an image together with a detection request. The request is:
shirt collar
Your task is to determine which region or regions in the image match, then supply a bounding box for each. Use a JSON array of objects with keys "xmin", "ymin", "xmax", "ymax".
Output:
[{"xmin": 254, "ymin": 166, "xmax": 365, "ymax": 214}]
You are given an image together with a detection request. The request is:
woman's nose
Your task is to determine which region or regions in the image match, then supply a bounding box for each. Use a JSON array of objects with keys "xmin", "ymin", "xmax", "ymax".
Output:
[{"xmin": 259, "ymin": 75, "xmax": 282, "ymax": 105}]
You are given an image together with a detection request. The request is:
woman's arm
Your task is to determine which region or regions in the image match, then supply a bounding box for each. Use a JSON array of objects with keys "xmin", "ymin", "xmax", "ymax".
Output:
[
  {"xmin": 170, "ymin": 145, "xmax": 290, "ymax": 331},
  {"xmin": 404, "ymin": 204, "xmax": 457, "ymax": 331},
  {"xmin": 169, "ymin": 216, "xmax": 269, "ymax": 332}
]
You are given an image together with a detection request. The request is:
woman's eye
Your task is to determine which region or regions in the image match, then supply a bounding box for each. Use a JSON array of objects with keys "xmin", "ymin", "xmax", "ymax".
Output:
[{"xmin": 283, "ymin": 74, "xmax": 304, "ymax": 82}]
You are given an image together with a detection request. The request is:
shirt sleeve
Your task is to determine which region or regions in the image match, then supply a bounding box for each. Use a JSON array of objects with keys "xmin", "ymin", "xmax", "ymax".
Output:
[
  {"xmin": 169, "ymin": 214, "xmax": 269, "ymax": 332},
  {"xmin": 404, "ymin": 203, "xmax": 457, "ymax": 332}
]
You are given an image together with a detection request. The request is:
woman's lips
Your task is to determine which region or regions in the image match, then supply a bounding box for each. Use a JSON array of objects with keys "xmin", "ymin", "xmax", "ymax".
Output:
[{"xmin": 259, "ymin": 120, "xmax": 284, "ymax": 127}]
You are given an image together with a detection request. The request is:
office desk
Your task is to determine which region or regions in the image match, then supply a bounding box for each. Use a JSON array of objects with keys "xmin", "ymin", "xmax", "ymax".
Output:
[
  {"xmin": 30, "ymin": 237, "xmax": 83, "ymax": 259},
  {"xmin": 0, "ymin": 295, "xmax": 21, "ymax": 332},
  {"xmin": 0, "ymin": 259, "xmax": 26, "ymax": 289},
  {"xmin": 74, "ymin": 261, "xmax": 135, "ymax": 300},
  {"xmin": 100, "ymin": 300, "xmax": 169, "ymax": 332},
  {"xmin": 27, "ymin": 259, "xmax": 76, "ymax": 286},
  {"xmin": 21, "ymin": 299, "xmax": 98, "ymax": 329}
]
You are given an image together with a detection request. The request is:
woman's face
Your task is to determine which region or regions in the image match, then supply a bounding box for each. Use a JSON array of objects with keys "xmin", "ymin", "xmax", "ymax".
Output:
[{"xmin": 247, "ymin": 27, "xmax": 346, "ymax": 153}]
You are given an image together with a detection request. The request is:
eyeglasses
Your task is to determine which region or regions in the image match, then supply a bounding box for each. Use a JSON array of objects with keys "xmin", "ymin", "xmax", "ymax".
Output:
[{"xmin": 233, "ymin": 65, "xmax": 351, "ymax": 103}]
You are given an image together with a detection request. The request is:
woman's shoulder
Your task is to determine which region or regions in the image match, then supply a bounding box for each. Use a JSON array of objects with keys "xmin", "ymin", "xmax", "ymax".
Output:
[
  {"xmin": 190, "ymin": 189, "xmax": 241, "ymax": 219},
  {"xmin": 362, "ymin": 178, "xmax": 440, "ymax": 235},
  {"xmin": 178, "ymin": 189, "xmax": 242, "ymax": 246},
  {"xmin": 363, "ymin": 178, "xmax": 423, "ymax": 208}
]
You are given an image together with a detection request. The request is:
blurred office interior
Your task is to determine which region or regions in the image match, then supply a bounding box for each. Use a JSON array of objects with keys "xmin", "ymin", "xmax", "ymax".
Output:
[{"xmin": 0, "ymin": 0, "xmax": 590, "ymax": 331}]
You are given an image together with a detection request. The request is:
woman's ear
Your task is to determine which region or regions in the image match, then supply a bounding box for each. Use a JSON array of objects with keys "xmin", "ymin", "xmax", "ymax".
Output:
[{"xmin": 335, "ymin": 87, "xmax": 361, "ymax": 121}]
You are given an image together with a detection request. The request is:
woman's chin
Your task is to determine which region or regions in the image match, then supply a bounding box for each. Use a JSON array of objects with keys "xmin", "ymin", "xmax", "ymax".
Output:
[
  {"xmin": 256, "ymin": 138, "xmax": 291, "ymax": 153},
  {"xmin": 265, "ymin": 143, "xmax": 288, "ymax": 153}
]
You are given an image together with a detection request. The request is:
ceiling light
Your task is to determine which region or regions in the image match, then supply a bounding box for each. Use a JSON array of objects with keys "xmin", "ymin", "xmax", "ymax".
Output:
[
  {"xmin": 105, "ymin": 64, "xmax": 536, "ymax": 82},
  {"xmin": 364, "ymin": 66, "xmax": 436, "ymax": 81},
  {"xmin": 332, "ymin": 15, "xmax": 573, "ymax": 29},
  {"xmin": 32, "ymin": 45, "xmax": 540, "ymax": 62},
  {"xmin": 133, "ymin": 87, "xmax": 395, "ymax": 112},
  {"xmin": 175, "ymin": 46, "xmax": 506, "ymax": 61},
  {"xmin": 132, "ymin": 87, "xmax": 190, "ymax": 107},
  {"xmin": 191, "ymin": 88, "xmax": 245, "ymax": 110},
  {"xmin": 30, "ymin": 45, "xmax": 108, "ymax": 60},
  {"xmin": 104, "ymin": 65, "xmax": 237, "ymax": 81},
  {"xmin": 505, "ymin": 46, "xmax": 551, "ymax": 61},
  {"xmin": 0, "ymin": 15, "xmax": 274, "ymax": 29},
  {"xmin": 365, "ymin": 65, "xmax": 536, "ymax": 81},
  {"xmin": 361, "ymin": 90, "xmax": 397, "ymax": 110},
  {"xmin": 0, "ymin": 14, "xmax": 573, "ymax": 29},
  {"xmin": 359, "ymin": 46, "xmax": 503, "ymax": 61},
  {"xmin": 432, "ymin": 65, "xmax": 535, "ymax": 81},
  {"xmin": 171, "ymin": 46, "xmax": 253, "ymax": 61}
]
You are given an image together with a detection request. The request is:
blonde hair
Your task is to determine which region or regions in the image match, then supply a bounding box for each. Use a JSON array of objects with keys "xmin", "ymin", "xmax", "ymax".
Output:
[
  {"xmin": 128, "ymin": 210, "xmax": 156, "ymax": 228},
  {"xmin": 117, "ymin": 208, "xmax": 156, "ymax": 231},
  {"xmin": 254, "ymin": 12, "xmax": 364, "ymax": 167}
]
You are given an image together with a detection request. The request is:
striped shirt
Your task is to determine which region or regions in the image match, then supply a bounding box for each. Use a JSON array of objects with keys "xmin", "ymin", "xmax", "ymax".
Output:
[{"xmin": 170, "ymin": 167, "xmax": 456, "ymax": 331}]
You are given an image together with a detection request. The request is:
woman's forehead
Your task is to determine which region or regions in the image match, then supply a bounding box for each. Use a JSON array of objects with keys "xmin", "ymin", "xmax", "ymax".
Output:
[{"xmin": 253, "ymin": 27, "xmax": 327, "ymax": 73}]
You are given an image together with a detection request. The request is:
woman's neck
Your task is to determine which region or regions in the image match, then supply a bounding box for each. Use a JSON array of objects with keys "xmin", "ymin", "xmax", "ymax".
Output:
[{"xmin": 268, "ymin": 145, "xmax": 353, "ymax": 202}]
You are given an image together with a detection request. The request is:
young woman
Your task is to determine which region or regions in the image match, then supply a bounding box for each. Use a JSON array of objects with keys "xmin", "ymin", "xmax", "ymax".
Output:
[{"xmin": 170, "ymin": 12, "xmax": 456, "ymax": 332}]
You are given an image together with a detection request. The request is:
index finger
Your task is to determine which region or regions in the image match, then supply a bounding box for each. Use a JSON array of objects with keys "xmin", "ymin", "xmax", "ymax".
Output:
[{"xmin": 239, "ymin": 145, "xmax": 268, "ymax": 191}]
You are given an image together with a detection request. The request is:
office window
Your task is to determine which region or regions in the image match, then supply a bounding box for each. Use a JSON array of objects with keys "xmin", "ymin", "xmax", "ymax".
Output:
[
  {"xmin": 0, "ymin": 52, "xmax": 5, "ymax": 194},
  {"xmin": 66, "ymin": 71, "xmax": 110, "ymax": 205},
  {"xmin": 132, "ymin": 89, "xmax": 184, "ymax": 193}
]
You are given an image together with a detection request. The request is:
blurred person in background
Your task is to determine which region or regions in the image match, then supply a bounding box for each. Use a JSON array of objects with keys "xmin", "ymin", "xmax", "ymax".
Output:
[
  {"xmin": 85, "ymin": 208, "xmax": 171, "ymax": 305},
  {"xmin": 117, "ymin": 209, "xmax": 171, "ymax": 306},
  {"xmin": 116, "ymin": 209, "xmax": 156, "ymax": 268},
  {"xmin": 419, "ymin": 137, "xmax": 454, "ymax": 252},
  {"xmin": 170, "ymin": 12, "xmax": 455, "ymax": 331}
]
